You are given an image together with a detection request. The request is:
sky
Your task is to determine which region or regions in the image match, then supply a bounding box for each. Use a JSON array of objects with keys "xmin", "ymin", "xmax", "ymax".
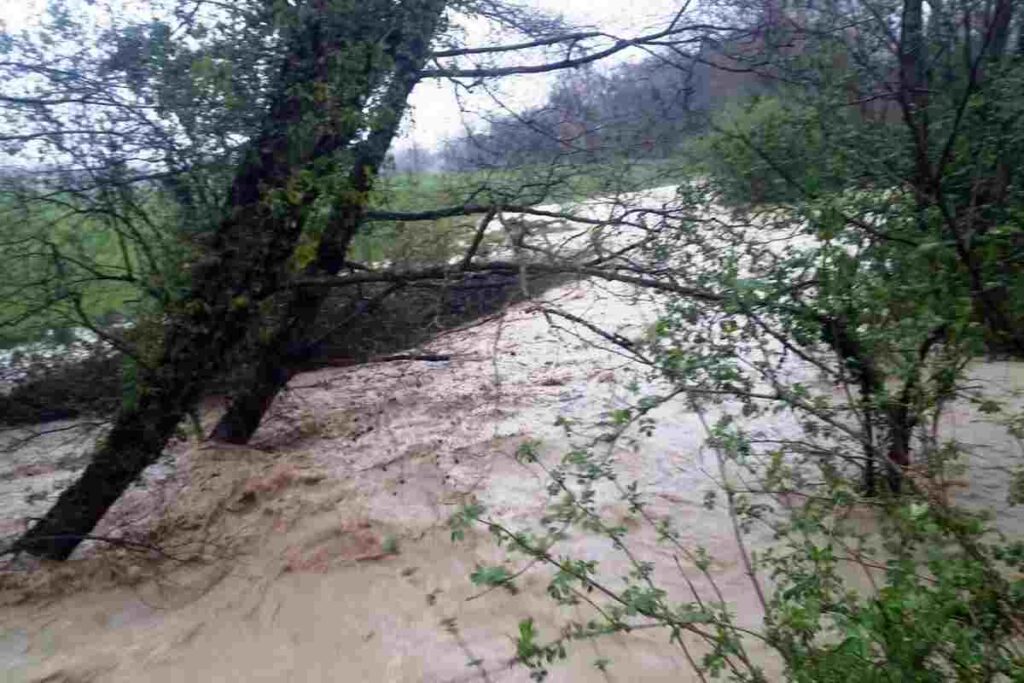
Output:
[
  {"xmin": 0, "ymin": 0, "xmax": 689, "ymax": 150},
  {"xmin": 402, "ymin": 0, "xmax": 687, "ymax": 151},
  {"xmin": 0, "ymin": 0, "xmax": 44, "ymax": 30}
]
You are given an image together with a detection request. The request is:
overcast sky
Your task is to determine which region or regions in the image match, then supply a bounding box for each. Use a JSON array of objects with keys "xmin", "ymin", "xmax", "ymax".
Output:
[
  {"xmin": 402, "ymin": 0, "xmax": 686, "ymax": 150},
  {"xmin": 0, "ymin": 0, "xmax": 688, "ymax": 150},
  {"xmin": 0, "ymin": 0, "xmax": 43, "ymax": 29}
]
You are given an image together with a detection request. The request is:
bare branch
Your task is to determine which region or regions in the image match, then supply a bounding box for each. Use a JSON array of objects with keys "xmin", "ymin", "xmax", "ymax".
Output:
[{"xmin": 422, "ymin": 24, "xmax": 736, "ymax": 79}]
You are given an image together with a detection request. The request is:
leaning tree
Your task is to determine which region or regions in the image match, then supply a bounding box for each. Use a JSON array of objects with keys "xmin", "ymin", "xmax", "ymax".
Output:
[
  {"xmin": 6, "ymin": 0, "xmax": 451, "ymax": 559},
  {"xmin": 4, "ymin": 0, "xmax": 741, "ymax": 559}
]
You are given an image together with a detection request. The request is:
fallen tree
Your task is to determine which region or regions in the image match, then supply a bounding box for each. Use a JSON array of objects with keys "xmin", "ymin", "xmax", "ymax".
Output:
[{"xmin": 208, "ymin": 7, "xmax": 740, "ymax": 442}]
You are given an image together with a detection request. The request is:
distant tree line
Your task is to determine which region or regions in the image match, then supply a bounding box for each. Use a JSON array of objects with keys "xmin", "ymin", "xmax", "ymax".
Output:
[{"xmin": 441, "ymin": 55, "xmax": 709, "ymax": 170}]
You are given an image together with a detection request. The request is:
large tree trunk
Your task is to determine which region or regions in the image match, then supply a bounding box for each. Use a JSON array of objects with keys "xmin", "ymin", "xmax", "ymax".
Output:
[
  {"xmin": 211, "ymin": 2, "xmax": 445, "ymax": 444},
  {"xmin": 14, "ymin": 3, "xmax": 434, "ymax": 561}
]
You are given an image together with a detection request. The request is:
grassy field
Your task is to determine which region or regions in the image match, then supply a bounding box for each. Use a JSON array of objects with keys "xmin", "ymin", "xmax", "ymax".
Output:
[
  {"xmin": 0, "ymin": 155, "xmax": 694, "ymax": 347},
  {"xmin": 353, "ymin": 155, "xmax": 694, "ymax": 263},
  {"xmin": 0, "ymin": 192, "xmax": 189, "ymax": 348},
  {"xmin": 373, "ymin": 155, "xmax": 691, "ymax": 209}
]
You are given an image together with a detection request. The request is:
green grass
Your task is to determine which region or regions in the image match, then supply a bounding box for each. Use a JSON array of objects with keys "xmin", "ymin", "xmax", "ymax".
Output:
[
  {"xmin": 0, "ymin": 192, "xmax": 190, "ymax": 347},
  {"xmin": 0, "ymin": 154, "xmax": 696, "ymax": 347},
  {"xmin": 373, "ymin": 155, "xmax": 693, "ymax": 211},
  {"xmin": 353, "ymin": 154, "xmax": 696, "ymax": 265}
]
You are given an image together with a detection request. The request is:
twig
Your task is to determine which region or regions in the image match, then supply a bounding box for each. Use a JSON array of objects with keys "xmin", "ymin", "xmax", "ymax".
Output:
[{"xmin": 315, "ymin": 353, "xmax": 453, "ymax": 368}]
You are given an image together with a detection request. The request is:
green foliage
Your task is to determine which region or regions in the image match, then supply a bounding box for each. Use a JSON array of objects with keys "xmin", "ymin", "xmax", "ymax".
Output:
[
  {"xmin": 696, "ymin": 96, "xmax": 856, "ymax": 205},
  {"xmin": 458, "ymin": 406, "xmax": 1024, "ymax": 680},
  {"xmin": 764, "ymin": 494, "xmax": 1024, "ymax": 681},
  {"xmin": 381, "ymin": 535, "xmax": 400, "ymax": 554},
  {"xmin": 515, "ymin": 618, "xmax": 567, "ymax": 681},
  {"xmin": 449, "ymin": 502, "xmax": 485, "ymax": 542},
  {"xmin": 454, "ymin": 3, "xmax": 1024, "ymax": 680},
  {"xmin": 469, "ymin": 564, "xmax": 513, "ymax": 588},
  {"xmin": 0, "ymin": 191, "xmax": 196, "ymax": 346}
]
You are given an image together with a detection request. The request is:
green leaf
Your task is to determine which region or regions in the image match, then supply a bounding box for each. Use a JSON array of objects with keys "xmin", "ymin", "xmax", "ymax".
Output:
[{"xmin": 470, "ymin": 565, "xmax": 512, "ymax": 587}]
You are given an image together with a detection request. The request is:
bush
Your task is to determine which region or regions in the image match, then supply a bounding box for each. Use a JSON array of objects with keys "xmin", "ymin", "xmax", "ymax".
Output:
[
  {"xmin": 0, "ymin": 345, "xmax": 123, "ymax": 425},
  {"xmin": 697, "ymin": 96, "xmax": 851, "ymax": 205},
  {"xmin": 452, "ymin": 406, "xmax": 1024, "ymax": 681}
]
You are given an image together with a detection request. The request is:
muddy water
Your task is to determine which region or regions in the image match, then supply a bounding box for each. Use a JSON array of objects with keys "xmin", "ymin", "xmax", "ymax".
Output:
[
  {"xmin": 0, "ymin": 280, "xmax": 782, "ymax": 681},
  {"xmin": 2, "ymin": 210, "xmax": 1024, "ymax": 680}
]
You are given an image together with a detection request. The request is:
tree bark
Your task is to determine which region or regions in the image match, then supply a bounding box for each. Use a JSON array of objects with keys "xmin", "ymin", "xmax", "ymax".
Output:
[
  {"xmin": 899, "ymin": 0, "xmax": 929, "ymax": 186},
  {"xmin": 14, "ymin": 4, "xmax": 428, "ymax": 560},
  {"xmin": 988, "ymin": 0, "xmax": 1013, "ymax": 60},
  {"xmin": 1018, "ymin": 8, "xmax": 1024, "ymax": 56},
  {"xmin": 949, "ymin": 0, "xmax": 1024, "ymax": 354},
  {"xmin": 211, "ymin": 2, "xmax": 446, "ymax": 444},
  {"xmin": 821, "ymin": 315, "xmax": 906, "ymax": 495}
]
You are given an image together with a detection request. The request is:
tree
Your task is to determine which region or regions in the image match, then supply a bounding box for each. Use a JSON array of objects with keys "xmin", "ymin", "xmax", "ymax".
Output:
[
  {"xmin": 6, "ymin": 0, "xmax": 740, "ymax": 559},
  {"xmin": 208, "ymin": 4, "xmax": 443, "ymax": 443},
  {"xmin": 422, "ymin": 0, "xmax": 1024, "ymax": 678},
  {"xmin": 209, "ymin": 6, "xmax": 740, "ymax": 442},
  {"xmin": 10, "ymin": 0, "xmax": 450, "ymax": 560},
  {"xmin": 701, "ymin": 0, "xmax": 1024, "ymax": 490},
  {"xmin": 441, "ymin": 55, "xmax": 704, "ymax": 171}
]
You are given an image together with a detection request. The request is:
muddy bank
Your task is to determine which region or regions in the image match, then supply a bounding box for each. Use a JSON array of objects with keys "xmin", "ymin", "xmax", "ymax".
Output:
[{"xmin": 0, "ymin": 269, "xmax": 565, "ymax": 428}]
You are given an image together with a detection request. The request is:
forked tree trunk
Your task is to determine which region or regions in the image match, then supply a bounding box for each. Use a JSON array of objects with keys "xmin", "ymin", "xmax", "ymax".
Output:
[
  {"xmin": 823, "ymin": 315, "xmax": 912, "ymax": 495},
  {"xmin": 14, "ymin": 4, "xmax": 443, "ymax": 561},
  {"xmin": 211, "ymin": 3, "xmax": 445, "ymax": 444}
]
